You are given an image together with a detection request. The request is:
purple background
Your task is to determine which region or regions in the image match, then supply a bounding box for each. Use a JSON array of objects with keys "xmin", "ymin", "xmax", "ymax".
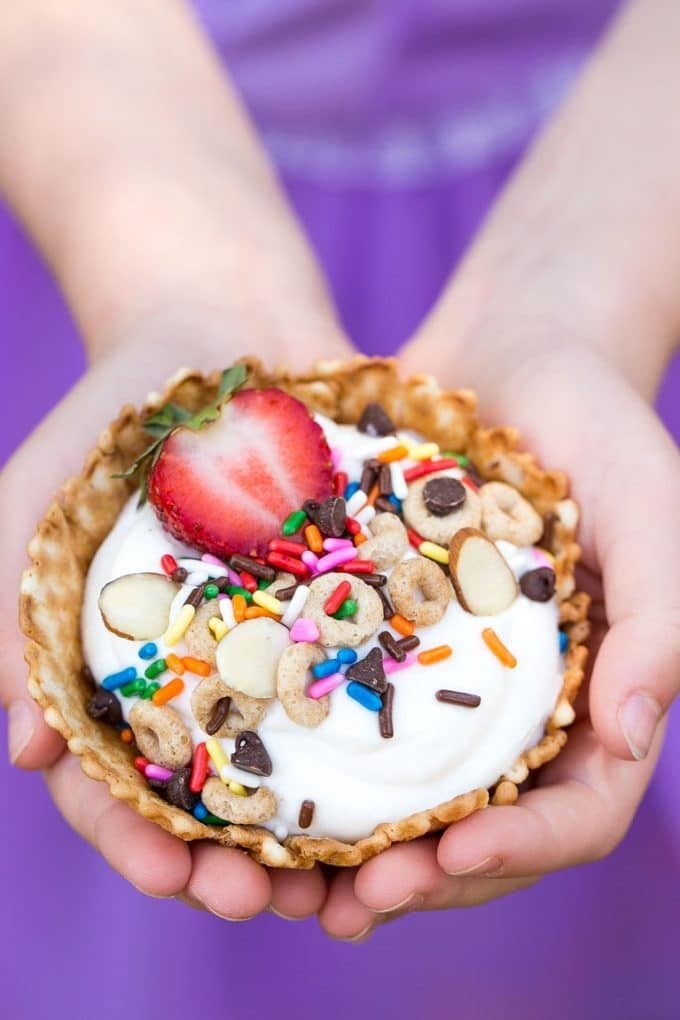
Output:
[{"xmin": 1, "ymin": 4, "xmax": 678, "ymax": 1018}]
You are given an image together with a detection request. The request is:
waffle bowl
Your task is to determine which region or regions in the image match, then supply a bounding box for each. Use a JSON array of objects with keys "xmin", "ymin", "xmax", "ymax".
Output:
[{"xmin": 20, "ymin": 356, "xmax": 588, "ymax": 868}]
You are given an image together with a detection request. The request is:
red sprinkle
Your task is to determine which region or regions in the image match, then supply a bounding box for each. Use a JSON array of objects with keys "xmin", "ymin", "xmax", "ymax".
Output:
[
  {"xmin": 189, "ymin": 742, "xmax": 209, "ymax": 794},
  {"xmin": 406, "ymin": 526, "xmax": 425, "ymax": 549},
  {"xmin": 333, "ymin": 471, "xmax": 348, "ymax": 496},
  {"xmin": 268, "ymin": 539, "xmax": 307, "ymax": 558},
  {"xmin": 161, "ymin": 554, "xmax": 178, "ymax": 576},
  {"xmin": 462, "ymin": 475, "xmax": 479, "ymax": 493},
  {"xmin": 340, "ymin": 559, "xmax": 376, "ymax": 574},
  {"xmin": 239, "ymin": 570, "xmax": 257, "ymax": 593},
  {"xmin": 266, "ymin": 552, "xmax": 310, "ymax": 577},
  {"xmin": 403, "ymin": 458, "xmax": 460, "ymax": 483},
  {"xmin": 345, "ymin": 517, "xmax": 361, "ymax": 535},
  {"xmin": 324, "ymin": 580, "xmax": 351, "ymax": 615},
  {"xmin": 134, "ymin": 756, "xmax": 149, "ymax": 774}
]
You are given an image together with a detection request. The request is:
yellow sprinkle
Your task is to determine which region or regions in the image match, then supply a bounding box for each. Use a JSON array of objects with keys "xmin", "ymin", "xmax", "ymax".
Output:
[
  {"xmin": 163, "ymin": 603, "xmax": 195, "ymax": 647},
  {"xmin": 409, "ymin": 442, "xmax": 440, "ymax": 461},
  {"xmin": 252, "ymin": 589, "xmax": 283, "ymax": 615},
  {"xmin": 206, "ymin": 738, "xmax": 229, "ymax": 773},
  {"xmin": 419, "ymin": 540, "xmax": 450, "ymax": 565},
  {"xmin": 208, "ymin": 616, "xmax": 229, "ymax": 641},
  {"xmin": 228, "ymin": 781, "xmax": 248, "ymax": 797}
]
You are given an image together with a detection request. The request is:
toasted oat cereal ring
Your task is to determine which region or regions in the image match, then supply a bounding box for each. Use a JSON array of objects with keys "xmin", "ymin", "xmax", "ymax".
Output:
[
  {"xmin": 277, "ymin": 642, "xmax": 329, "ymax": 727},
  {"xmin": 388, "ymin": 557, "xmax": 450, "ymax": 627},
  {"xmin": 403, "ymin": 469, "xmax": 481, "ymax": 545},
  {"xmin": 480, "ymin": 481, "xmax": 544, "ymax": 546},
  {"xmin": 129, "ymin": 701, "xmax": 193, "ymax": 769},
  {"xmin": 357, "ymin": 513, "xmax": 409, "ymax": 571},
  {"xmin": 184, "ymin": 601, "xmax": 220, "ymax": 668},
  {"xmin": 191, "ymin": 674, "xmax": 269, "ymax": 739},
  {"xmin": 202, "ymin": 777, "xmax": 277, "ymax": 824},
  {"xmin": 302, "ymin": 574, "xmax": 384, "ymax": 647}
]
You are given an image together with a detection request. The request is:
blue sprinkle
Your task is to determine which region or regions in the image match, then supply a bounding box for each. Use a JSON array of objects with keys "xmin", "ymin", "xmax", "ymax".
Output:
[
  {"xmin": 312, "ymin": 658, "xmax": 340, "ymax": 678},
  {"xmin": 193, "ymin": 802, "xmax": 208, "ymax": 821},
  {"xmin": 344, "ymin": 481, "xmax": 361, "ymax": 500},
  {"xmin": 337, "ymin": 647, "xmax": 358, "ymax": 665},
  {"xmin": 387, "ymin": 494, "xmax": 402, "ymax": 513},
  {"xmin": 138, "ymin": 642, "xmax": 158, "ymax": 660},
  {"xmin": 102, "ymin": 666, "xmax": 137, "ymax": 691},
  {"xmin": 559, "ymin": 630, "xmax": 568, "ymax": 654},
  {"xmin": 347, "ymin": 682, "xmax": 382, "ymax": 712}
]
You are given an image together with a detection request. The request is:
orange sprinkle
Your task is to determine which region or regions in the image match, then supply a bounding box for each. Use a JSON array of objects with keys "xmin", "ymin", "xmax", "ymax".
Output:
[
  {"xmin": 232, "ymin": 593, "xmax": 247, "ymax": 623},
  {"xmin": 354, "ymin": 533, "xmax": 367, "ymax": 546},
  {"xmin": 181, "ymin": 656, "xmax": 211, "ymax": 677},
  {"xmin": 244, "ymin": 605, "xmax": 281, "ymax": 621},
  {"xmin": 390, "ymin": 613, "xmax": 415, "ymax": 637},
  {"xmin": 417, "ymin": 645, "xmax": 453, "ymax": 666},
  {"xmin": 377, "ymin": 444, "xmax": 410, "ymax": 463},
  {"xmin": 304, "ymin": 523, "xmax": 323, "ymax": 554},
  {"xmin": 120, "ymin": 728, "xmax": 133, "ymax": 745},
  {"xmin": 165, "ymin": 653, "xmax": 185, "ymax": 676},
  {"xmin": 482, "ymin": 627, "xmax": 517, "ymax": 668},
  {"xmin": 366, "ymin": 482, "xmax": 380, "ymax": 506},
  {"xmin": 152, "ymin": 677, "xmax": 185, "ymax": 705}
]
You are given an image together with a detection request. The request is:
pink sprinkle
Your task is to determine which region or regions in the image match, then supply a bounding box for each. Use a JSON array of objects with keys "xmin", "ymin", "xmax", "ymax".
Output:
[
  {"xmin": 225, "ymin": 566, "xmax": 242, "ymax": 586},
  {"xmin": 145, "ymin": 764, "xmax": 174, "ymax": 782},
  {"xmin": 289, "ymin": 618, "xmax": 320, "ymax": 643},
  {"xmin": 202, "ymin": 553, "xmax": 227, "ymax": 569},
  {"xmin": 316, "ymin": 547, "xmax": 358, "ymax": 573},
  {"xmin": 383, "ymin": 653, "xmax": 417, "ymax": 675},
  {"xmin": 322, "ymin": 537, "xmax": 354, "ymax": 552},
  {"xmin": 308, "ymin": 672, "xmax": 345, "ymax": 699},
  {"xmin": 532, "ymin": 548, "xmax": 553, "ymax": 568},
  {"xmin": 217, "ymin": 593, "xmax": 228, "ymax": 600},
  {"xmin": 301, "ymin": 550, "xmax": 319, "ymax": 574},
  {"xmin": 330, "ymin": 447, "xmax": 342, "ymax": 470}
]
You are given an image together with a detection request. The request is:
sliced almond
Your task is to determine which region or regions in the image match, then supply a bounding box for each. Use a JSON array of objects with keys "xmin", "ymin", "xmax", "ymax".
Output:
[
  {"xmin": 98, "ymin": 572, "xmax": 179, "ymax": 640},
  {"xmin": 449, "ymin": 527, "xmax": 518, "ymax": 616},
  {"xmin": 216, "ymin": 618, "xmax": 290, "ymax": 699}
]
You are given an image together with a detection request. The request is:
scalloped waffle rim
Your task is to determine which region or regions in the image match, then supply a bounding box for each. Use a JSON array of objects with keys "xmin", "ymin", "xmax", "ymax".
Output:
[{"xmin": 20, "ymin": 356, "xmax": 589, "ymax": 869}]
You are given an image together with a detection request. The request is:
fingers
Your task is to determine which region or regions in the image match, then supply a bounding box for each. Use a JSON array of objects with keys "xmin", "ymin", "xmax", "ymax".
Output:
[
  {"xmin": 318, "ymin": 868, "xmax": 375, "ymax": 942},
  {"xmin": 6, "ymin": 699, "xmax": 65, "ymax": 770},
  {"xmin": 269, "ymin": 865, "xmax": 328, "ymax": 920},
  {"xmin": 186, "ymin": 842, "xmax": 272, "ymax": 920},
  {"xmin": 46, "ymin": 753, "xmax": 192, "ymax": 897}
]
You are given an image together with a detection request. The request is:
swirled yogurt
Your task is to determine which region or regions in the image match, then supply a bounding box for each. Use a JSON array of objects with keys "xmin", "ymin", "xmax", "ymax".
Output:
[{"xmin": 82, "ymin": 416, "xmax": 562, "ymax": 843}]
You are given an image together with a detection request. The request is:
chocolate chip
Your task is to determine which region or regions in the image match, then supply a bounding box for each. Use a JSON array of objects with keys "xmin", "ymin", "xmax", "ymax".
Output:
[
  {"xmin": 229, "ymin": 554, "xmax": 276, "ymax": 581},
  {"xmin": 423, "ymin": 476, "xmax": 466, "ymax": 516},
  {"xmin": 86, "ymin": 688, "xmax": 122, "ymax": 726},
  {"xmin": 231, "ymin": 730, "xmax": 272, "ymax": 777},
  {"xmin": 360, "ymin": 460, "xmax": 379, "ymax": 493},
  {"xmin": 397, "ymin": 634, "xmax": 420, "ymax": 652},
  {"xmin": 378, "ymin": 630, "xmax": 405, "ymax": 662},
  {"xmin": 345, "ymin": 647, "xmax": 387, "ymax": 694},
  {"xmin": 540, "ymin": 512, "xmax": 557, "ymax": 551},
  {"xmin": 357, "ymin": 402, "xmax": 396, "ymax": 437},
  {"xmin": 379, "ymin": 683, "xmax": 394, "ymax": 738},
  {"xmin": 171, "ymin": 566, "xmax": 188, "ymax": 583},
  {"xmin": 519, "ymin": 567, "xmax": 556, "ymax": 602},
  {"xmin": 206, "ymin": 696, "xmax": 231, "ymax": 736},
  {"xmin": 375, "ymin": 496, "xmax": 398, "ymax": 514},
  {"xmin": 165, "ymin": 768, "xmax": 198, "ymax": 812},
  {"xmin": 303, "ymin": 499, "xmax": 321, "ymax": 525},
  {"xmin": 436, "ymin": 689, "xmax": 481, "ymax": 708},
  {"xmin": 316, "ymin": 496, "xmax": 347, "ymax": 537},
  {"xmin": 298, "ymin": 800, "xmax": 315, "ymax": 829}
]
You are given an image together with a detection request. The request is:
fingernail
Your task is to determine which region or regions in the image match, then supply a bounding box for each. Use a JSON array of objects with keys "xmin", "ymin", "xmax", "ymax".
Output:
[
  {"xmin": 618, "ymin": 692, "xmax": 662, "ymax": 760},
  {"xmin": 445, "ymin": 855, "xmax": 503, "ymax": 878},
  {"xmin": 371, "ymin": 891, "xmax": 420, "ymax": 914},
  {"xmin": 8, "ymin": 701, "xmax": 34, "ymax": 764},
  {"xmin": 268, "ymin": 905, "xmax": 301, "ymax": 921},
  {"xmin": 336, "ymin": 924, "xmax": 374, "ymax": 944}
]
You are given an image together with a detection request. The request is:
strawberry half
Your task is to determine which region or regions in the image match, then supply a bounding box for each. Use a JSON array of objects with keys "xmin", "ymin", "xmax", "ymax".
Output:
[{"xmin": 148, "ymin": 388, "xmax": 333, "ymax": 556}]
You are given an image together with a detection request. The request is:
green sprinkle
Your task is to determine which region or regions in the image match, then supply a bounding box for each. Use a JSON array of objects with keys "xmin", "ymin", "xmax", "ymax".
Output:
[
  {"xmin": 257, "ymin": 578, "xmax": 272, "ymax": 590},
  {"xmin": 203, "ymin": 813, "xmax": 230, "ymax": 825},
  {"xmin": 204, "ymin": 583, "xmax": 219, "ymax": 600},
  {"xmin": 443, "ymin": 451, "xmax": 468, "ymax": 467},
  {"xmin": 120, "ymin": 678, "xmax": 145, "ymax": 697},
  {"xmin": 140, "ymin": 682, "xmax": 161, "ymax": 700},
  {"xmin": 282, "ymin": 509, "xmax": 307, "ymax": 536},
  {"xmin": 226, "ymin": 584, "xmax": 253, "ymax": 602},
  {"xmin": 332, "ymin": 598, "xmax": 358, "ymax": 620},
  {"xmin": 144, "ymin": 659, "xmax": 167, "ymax": 680}
]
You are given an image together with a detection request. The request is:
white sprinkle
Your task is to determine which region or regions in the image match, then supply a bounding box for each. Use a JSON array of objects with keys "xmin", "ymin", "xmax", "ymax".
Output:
[
  {"xmin": 177, "ymin": 558, "xmax": 228, "ymax": 580},
  {"xmin": 185, "ymin": 570, "xmax": 210, "ymax": 586},
  {"xmin": 281, "ymin": 585, "xmax": 310, "ymax": 628},
  {"xmin": 168, "ymin": 585, "xmax": 193, "ymax": 624},
  {"xmin": 219, "ymin": 598, "xmax": 236, "ymax": 629},
  {"xmin": 346, "ymin": 490, "xmax": 368, "ymax": 516},
  {"xmin": 390, "ymin": 462, "xmax": 409, "ymax": 500},
  {"xmin": 220, "ymin": 763, "xmax": 262, "ymax": 789},
  {"xmin": 274, "ymin": 824, "xmax": 288, "ymax": 842},
  {"xmin": 355, "ymin": 504, "xmax": 376, "ymax": 527}
]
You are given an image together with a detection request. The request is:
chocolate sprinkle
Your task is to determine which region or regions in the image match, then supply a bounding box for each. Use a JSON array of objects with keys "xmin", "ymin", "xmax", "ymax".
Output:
[
  {"xmin": 375, "ymin": 496, "xmax": 398, "ymax": 514},
  {"xmin": 465, "ymin": 461, "xmax": 485, "ymax": 488},
  {"xmin": 397, "ymin": 634, "xmax": 421, "ymax": 652},
  {"xmin": 423, "ymin": 476, "xmax": 466, "ymax": 516},
  {"xmin": 184, "ymin": 584, "xmax": 205, "ymax": 608},
  {"xmin": 379, "ymin": 683, "xmax": 394, "ymax": 738},
  {"xmin": 316, "ymin": 496, "xmax": 347, "ymax": 537},
  {"xmin": 378, "ymin": 462, "xmax": 393, "ymax": 496},
  {"xmin": 345, "ymin": 647, "xmax": 387, "ymax": 694},
  {"xmin": 298, "ymin": 800, "xmax": 315, "ymax": 829},
  {"xmin": 82, "ymin": 664, "xmax": 95, "ymax": 691},
  {"xmin": 229, "ymin": 554, "xmax": 276, "ymax": 581},
  {"xmin": 357, "ymin": 402, "xmax": 396, "ymax": 437},
  {"xmin": 378, "ymin": 630, "xmax": 406, "ymax": 663},
  {"xmin": 519, "ymin": 567, "xmax": 556, "ymax": 603},
  {"xmin": 376, "ymin": 585, "xmax": 395, "ymax": 620},
  {"xmin": 86, "ymin": 688, "xmax": 122, "ymax": 726},
  {"xmin": 231, "ymin": 730, "xmax": 273, "ymax": 777},
  {"xmin": 360, "ymin": 460, "xmax": 379, "ymax": 493},
  {"xmin": 436, "ymin": 689, "xmax": 481, "ymax": 708},
  {"xmin": 171, "ymin": 566, "xmax": 188, "ymax": 584},
  {"xmin": 274, "ymin": 583, "xmax": 298, "ymax": 601},
  {"xmin": 359, "ymin": 572, "xmax": 388, "ymax": 587},
  {"xmin": 165, "ymin": 768, "xmax": 198, "ymax": 812},
  {"xmin": 540, "ymin": 512, "xmax": 557, "ymax": 551},
  {"xmin": 206, "ymin": 696, "xmax": 232, "ymax": 736}
]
